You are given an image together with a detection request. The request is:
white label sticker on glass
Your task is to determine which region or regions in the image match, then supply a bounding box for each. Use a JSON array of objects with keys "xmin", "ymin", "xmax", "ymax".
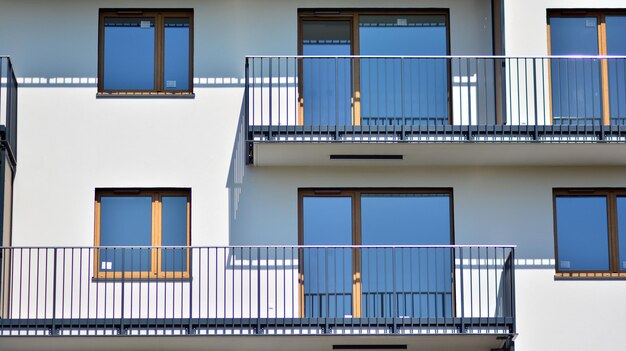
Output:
[
  {"xmin": 101, "ymin": 261, "xmax": 112, "ymax": 270},
  {"xmin": 397, "ymin": 18, "xmax": 408, "ymax": 26},
  {"xmin": 560, "ymin": 261, "xmax": 571, "ymax": 269},
  {"xmin": 586, "ymin": 19, "xmax": 595, "ymax": 28},
  {"xmin": 166, "ymin": 80, "xmax": 177, "ymax": 88},
  {"xmin": 140, "ymin": 21, "xmax": 151, "ymax": 29}
]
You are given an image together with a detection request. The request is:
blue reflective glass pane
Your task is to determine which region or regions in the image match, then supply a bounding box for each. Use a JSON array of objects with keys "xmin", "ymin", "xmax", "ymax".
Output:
[
  {"xmin": 549, "ymin": 17, "xmax": 602, "ymax": 124},
  {"xmin": 360, "ymin": 194, "xmax": 452, "ymax": 318},
  {"xmin": 556, "ymin": 196, "xmax": 609, "ymax": 271},
  {"xmin": 100, "ymin": 196, "xmax": 152, "ymax": 272},
  {"xmin": 359, "ymin": 15, "xmax": 448, "ymax": 126},
  {"xmin": 616, "ymin": 197, "xmax": 626, "ymax": 271},
  {"xmin": 103, "ymin": 18, "xmax": 155, "ymax": 91},
  {"xmin": 161, "ymin": 196, "xmax": 188, "ymax": 272},
  {"xmin": 302, "ymin": 21, "xmax": 352, "ymax": 127},
  {"xmin": 164, "ymin": 18, "xmax": 190, "ymax": 91},
  {"xmin": 303, "ymin": 196, "xmax": 352, "ymax": 317},
  {"xmin": 605, "ymin": 16, "xmax": 626, "ymax": 123}
]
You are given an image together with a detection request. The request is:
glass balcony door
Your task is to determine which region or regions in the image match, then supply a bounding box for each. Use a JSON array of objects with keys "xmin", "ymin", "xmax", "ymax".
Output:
[
  {"xmin": 301, "ymin": 196, "xmax": 354, "ymax": 318},
  {"xmin": 359, "ymin": 15, "xmax": 449, "ymax": 126},
  {"xmin": 359, "ymin": 194, "xmax": 453, "ymax": 318},
  {"xmin": 299, "ymin": 11, "xmax": 450, "ymax": 128},
  {"xmin": 301, "ymin": 20, "xmax": 354, "ymax": 127},
  {"xmin": 300, "ymin": 190, "xmax": 453, "ymax": 319},
  {"xmin": 549, "ymin": 16, "xmax": 603, "ymax": 125},
  {"xmin": 549, "ymin": 13, "xmax": 626, "ymax": 125}
]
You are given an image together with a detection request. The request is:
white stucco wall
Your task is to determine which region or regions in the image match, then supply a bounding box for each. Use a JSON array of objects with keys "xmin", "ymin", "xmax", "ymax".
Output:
[{"xmin": 1, "ymin": 0, "xmax": 626, "ymax": 350}]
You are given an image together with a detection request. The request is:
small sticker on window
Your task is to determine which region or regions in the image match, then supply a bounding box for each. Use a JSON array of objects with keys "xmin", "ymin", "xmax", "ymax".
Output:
[
  {"xmin": 586, "ymin": 19, "xmax": 596, "ymax": 28},
  {"xmin": 101, "ymin": 261, "xmax": 112, "ymax": 270},
  {"xmin": 166, "ymin": 80, "xmax": 177, "ymax": 88},
  {"xmin": 140, "ymin": 21, "xmax": 151, "ymax": 29},
  {"xmin": 560, "ymin": 260, "xmax": 571, "ymax": 269},
  {"xmin": 397, "ymin": 18, "xmax": 408, "ymax": 26}
]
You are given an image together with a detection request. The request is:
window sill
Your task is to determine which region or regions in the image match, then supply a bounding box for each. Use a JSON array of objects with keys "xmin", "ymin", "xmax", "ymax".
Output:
[
  {"xmin": 96, "ymin": 92, "xmax": 195, "ymax": 99},
  {"xmin": 555, "ymin": 272, "xmax": 626, "ymax": 280}
]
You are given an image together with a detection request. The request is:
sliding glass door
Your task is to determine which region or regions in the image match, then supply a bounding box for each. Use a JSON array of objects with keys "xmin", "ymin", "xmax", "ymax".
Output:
[
  {"xmin": 300, "ymin": 190, "xmax": 453, "ymax": 319},
  {"xmin": 301, "ymin": 20, "xmax": 353, "ymax": 126},
  {"xmin": 359, "ymin": 15, "xmax": 449, "ymax": 126},
  {"xmin": 299, "ymin": 10, "xmax": 450, "ymax": 128},
  {"xmin": 360, "ymin": 194, "xmax": 453, "ymax": 318},
  {"xmin": 549, "ymin": 12, "xmax": 626, "ymax": 125}
]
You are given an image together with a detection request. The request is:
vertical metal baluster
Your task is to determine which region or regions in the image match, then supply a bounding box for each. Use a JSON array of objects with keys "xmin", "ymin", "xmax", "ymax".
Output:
[
  {"xmin": 401, "ymin": 58, "xmax": 406, "ymax": 138},
  {"xmin": 265, "ymin": 247, "xmax": 269, "ymax": 329},
  {"xmin": 486, "ymin": 247, "xmax": 490, "ymax": 322},
  {"xmin": 120, "ymin": 248, "xmax": 125, "ymax": 334},
  {"xmin": 249, "ymin": 247, "xmax": 252, "ymax": 323},
  {"xmin": 278, "ymin": 58, "xmax": 281, "ymax": 135},
  {"xmin": 510, "ymin": 248, "xmax": 516, "ymax": 334},
  {"xmin": 291, "ymin": 247, "xmax": 295, "ymax": 323},
  {"xmin": 255, "ymin": 247, "xmax": 260, "ymax": 333},
  {"xmin": 27, "ymin": 248, "xmax": 31, "ymax": 321},
  {"xmin": 260, "ymin": 58, "xmax": 265, "ymax": 138},
  {"xmin": 324, "ymin": 247, "xmax": 330, "ymax": 324},
  {"xmin": 459, "ymin": 247, "xmax": 465, "ymax": 333},
  {"xmin": 282, "ymin": 247, "xmax": 285, "ymax": 325},
  {"xmin": 409, "ymin": 248, "xmax": 414, "ymax": 328},
  {"xmin": 78, "ymin": 248, "xmax": 83, "ymax": 329},
  {"xmin": 51, "ymin": 248, "xmax": 57, "ymax": 334}
]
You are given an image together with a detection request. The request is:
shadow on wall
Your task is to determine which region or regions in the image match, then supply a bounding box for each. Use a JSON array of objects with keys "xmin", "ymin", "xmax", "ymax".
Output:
[
  {"xmin": 226, "ymin": 100, "xmax": 248, "ymax": 245},
  {"xmin": 225, "ymin": 99, "xmax": 298, "ymax": 246}
]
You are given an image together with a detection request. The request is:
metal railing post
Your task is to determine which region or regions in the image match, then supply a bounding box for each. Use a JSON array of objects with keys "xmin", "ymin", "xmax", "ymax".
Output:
[
  {"xmin": 244, "ymin": 57, "xmax": 252, "ymax": 164},
  {"xmin": 51, "ymin": 248, "xmax": 58, "ymax": 335},
  {"xmin": 256, "ymin": 247, "xmax": 261, "ymax": 334}
]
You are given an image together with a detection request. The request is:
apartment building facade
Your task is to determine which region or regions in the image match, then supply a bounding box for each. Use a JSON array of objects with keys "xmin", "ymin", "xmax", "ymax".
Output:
[{"xmin": 1, "ymin": 0, "xmax": 626, "ymax": 350}]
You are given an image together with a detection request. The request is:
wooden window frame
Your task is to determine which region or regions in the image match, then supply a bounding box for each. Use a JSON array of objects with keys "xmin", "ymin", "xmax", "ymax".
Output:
[
  {"xmin": 98, "ymin": 9, "xmax": 194, "ymax": 96},
  {"xmin": 553, "ymin": 188, "xmax": 626, "ymax": 278},
  {"xmin": 94, "ymin": 188, "xmax": 191, "ymax": 279},
  {"xmin": 297, "ymin": 188, "xmax": 455, "ymax": 318},
  {"xmin": 297, "ymin": 9, "xmax": 452, "ymax": 126},
  {"xmin": 547, "ymin": 9, "xmax": 626, "ymax": 126}
]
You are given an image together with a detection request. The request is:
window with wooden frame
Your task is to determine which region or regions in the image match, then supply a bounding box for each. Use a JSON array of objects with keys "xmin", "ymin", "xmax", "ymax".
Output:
[
  {"xmin": 548, "ymin": 10, "xmax": 626, "ymax": 126},
  {"xmin": 298, "ymin": 188, "xmax": 454, "ymax": 318},
  {"xmin": 298, "ymin": 9, "xmax": 451, "ymax": 127},
  {"xmin": 553, "ymin": 189, "xmax": 626, "ymax": 278},
  {"xmin": 94, "ymin": 189, "xmax": 190, "ymax": 279},
  {"xmin": 98, "ymin": 9, "xmax": 193, "ymax": 95}
]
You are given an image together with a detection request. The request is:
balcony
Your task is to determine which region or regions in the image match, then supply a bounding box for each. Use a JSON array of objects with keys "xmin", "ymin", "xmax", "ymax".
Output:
[
  {"xmin": 245, "ymin": 56, "xmax": 626, "ymax": 166},
  {"xmin": 0, "ymin": 245, "xmax": 515, "ymax": 351}
]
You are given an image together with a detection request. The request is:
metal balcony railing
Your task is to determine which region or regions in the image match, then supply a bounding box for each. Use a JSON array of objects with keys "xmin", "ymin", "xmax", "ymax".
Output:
[
  {"xmin": 0, "ymin": 56, "xmax": 17, "ymax": 166},
  {"xmin": 0, "ymin": 245, "xmax": 515, "ymax": 337},
  {"xmin": 245, "ymin": 55, "xmax": 626, "ymax": 144}
]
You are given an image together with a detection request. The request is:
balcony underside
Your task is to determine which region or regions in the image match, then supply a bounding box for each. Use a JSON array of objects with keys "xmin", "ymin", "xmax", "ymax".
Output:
[
  {"xmin": 250, "ymin": 125, "xmax": 626, "ymax": 166},
  {"xmin": 0, "ymin": 329, "xmax": 513, "ymax": 351}
]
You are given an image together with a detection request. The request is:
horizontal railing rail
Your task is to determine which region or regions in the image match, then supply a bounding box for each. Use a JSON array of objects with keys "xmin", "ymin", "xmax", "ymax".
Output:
[
  {"xmin": 0, "ymin": 56, "xmax": 17, "ymax": 167},
  {"xmin": 0, "ymin": 245, "xmax": 515, "ymax": 336},
  {"xmin": 245, "ymin": 55, "xmax": 626, "ymax": 146}
]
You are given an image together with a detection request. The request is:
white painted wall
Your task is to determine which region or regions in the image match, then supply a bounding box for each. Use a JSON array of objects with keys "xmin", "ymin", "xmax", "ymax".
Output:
[{"xmin": 1, "ymin": 0, "xmax": 626, "ymax": 350}]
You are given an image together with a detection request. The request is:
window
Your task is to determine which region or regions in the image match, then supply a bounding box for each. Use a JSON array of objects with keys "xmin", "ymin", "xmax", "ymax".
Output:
[
  {"xmin": 98, "ymin": 9, "xmax": 193, "ymax": 94},
  {"xmin": 298, "ymin": 10, "xmax": 450, "ymax": 126},
  {"xmin": 299, "ymin": 189, "xmax": 454, "ymax": 318},
  {"xmin": 548, "ymin": 11, "xmax": 626, "ymax": 125},
  {"xmin": 553, "ymin": 189, "xmax": 626, "ymax": 277},
  {"xmin": 94, "ymin": 189, "xmax": 190, "ymax": 278}
]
